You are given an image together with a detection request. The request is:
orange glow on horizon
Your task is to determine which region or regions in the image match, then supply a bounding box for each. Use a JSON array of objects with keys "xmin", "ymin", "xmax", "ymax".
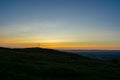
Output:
[
  {"xmin": 0, "ymin": 37, "xmax": 120, "ymax": 50},
  {"xmin": 0, "ymin": 41, "xmax": 120, "ymax": 50}
]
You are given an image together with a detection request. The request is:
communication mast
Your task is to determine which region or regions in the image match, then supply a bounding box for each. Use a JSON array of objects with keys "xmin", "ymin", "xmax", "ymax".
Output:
[{"xmin": 36, "ymin": 42, "xmax": 40, "ymax": 48}]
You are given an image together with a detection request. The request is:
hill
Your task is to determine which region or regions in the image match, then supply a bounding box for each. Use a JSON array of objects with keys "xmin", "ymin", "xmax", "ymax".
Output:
[{"xmin": 0, "ymin": 47, "xmax": 120, "ymax": 80}]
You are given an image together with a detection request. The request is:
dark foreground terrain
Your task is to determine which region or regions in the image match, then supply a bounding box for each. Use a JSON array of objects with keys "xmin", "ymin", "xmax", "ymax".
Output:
[{"xmin": 0, "ymin": 47, "xmax": 120, "ymax": 80}]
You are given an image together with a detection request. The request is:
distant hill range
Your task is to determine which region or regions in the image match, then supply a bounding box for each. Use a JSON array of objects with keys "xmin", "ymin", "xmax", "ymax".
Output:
[{"xmin": 64, "ymin": 50, "xmax": 120, "ymax": 61}]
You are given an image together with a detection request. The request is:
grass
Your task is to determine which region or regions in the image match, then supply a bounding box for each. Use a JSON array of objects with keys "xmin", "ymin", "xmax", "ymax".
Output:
[{"xmin": 0, "ymin": 48, "xmax": 120, "ymax": 80}]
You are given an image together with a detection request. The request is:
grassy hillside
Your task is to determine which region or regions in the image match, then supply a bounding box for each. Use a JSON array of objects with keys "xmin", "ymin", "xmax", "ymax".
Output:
[{"xmin": 0, "ymin": 47, "xmax": 120, "ymax": 80}]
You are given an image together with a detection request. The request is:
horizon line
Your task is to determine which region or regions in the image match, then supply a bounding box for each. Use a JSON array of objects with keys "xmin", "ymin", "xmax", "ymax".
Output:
[{"xmin": 0, "ymin": 46, "xmax": 120, "ymax": 51}]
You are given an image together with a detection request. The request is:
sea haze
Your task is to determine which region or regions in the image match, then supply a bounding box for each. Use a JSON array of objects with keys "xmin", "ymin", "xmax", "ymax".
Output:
[{"xmin": 63, "ymin": 50, "xmax": 120, "ymax": 61}]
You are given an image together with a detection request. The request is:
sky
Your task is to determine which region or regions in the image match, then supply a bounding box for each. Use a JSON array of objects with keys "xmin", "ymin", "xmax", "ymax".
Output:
[{"xmin": 0, "ymin": 0, "xmax": 120, "ymax": 50}]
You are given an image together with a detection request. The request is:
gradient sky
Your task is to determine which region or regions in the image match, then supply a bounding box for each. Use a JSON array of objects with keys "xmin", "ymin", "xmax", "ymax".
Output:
[{"xmin": 0, "ymin": 0, "xmax": 120, "ymax": 50}]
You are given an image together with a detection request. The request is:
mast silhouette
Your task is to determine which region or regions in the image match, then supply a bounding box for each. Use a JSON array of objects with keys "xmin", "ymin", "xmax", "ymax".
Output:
[{"xmin": 36, "ymin": 43, "xmax": 40, "ymax": 48}]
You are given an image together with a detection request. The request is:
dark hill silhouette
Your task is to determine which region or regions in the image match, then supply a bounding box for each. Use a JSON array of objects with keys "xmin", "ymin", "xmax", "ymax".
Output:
[
  {"xmin": 0, "ymin": 47, "xmax": 120, "ymax": 80},
  {"xmin": 0, "ymin": 47, "xmax": 88, "ymax": 59},
  {"xmin": 0, "ymin": 47, "xmax": 11, "ymax": 50}
]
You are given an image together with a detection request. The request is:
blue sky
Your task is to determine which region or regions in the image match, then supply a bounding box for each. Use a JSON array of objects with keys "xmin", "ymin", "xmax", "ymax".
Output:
[{"xmin": 0, "ymin": 0, "xmax": 120, "ymax": 49}]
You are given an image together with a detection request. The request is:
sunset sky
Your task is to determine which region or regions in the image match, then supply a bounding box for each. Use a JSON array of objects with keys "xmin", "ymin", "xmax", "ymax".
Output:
[{"xmin": 0, "ymin": 0, "xmax": 120, "ymax": 50}]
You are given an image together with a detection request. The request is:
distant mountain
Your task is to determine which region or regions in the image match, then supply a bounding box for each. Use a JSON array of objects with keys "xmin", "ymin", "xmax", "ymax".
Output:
[{"xmin": 65, "ymin": 50, "xmax": 120, "ymax": 61}]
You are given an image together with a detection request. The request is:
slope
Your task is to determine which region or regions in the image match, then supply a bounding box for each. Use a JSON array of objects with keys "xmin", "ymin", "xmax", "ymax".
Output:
[{"xmin": 0, "ymin": 47, "xmax": 120, "ymax": 80}]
